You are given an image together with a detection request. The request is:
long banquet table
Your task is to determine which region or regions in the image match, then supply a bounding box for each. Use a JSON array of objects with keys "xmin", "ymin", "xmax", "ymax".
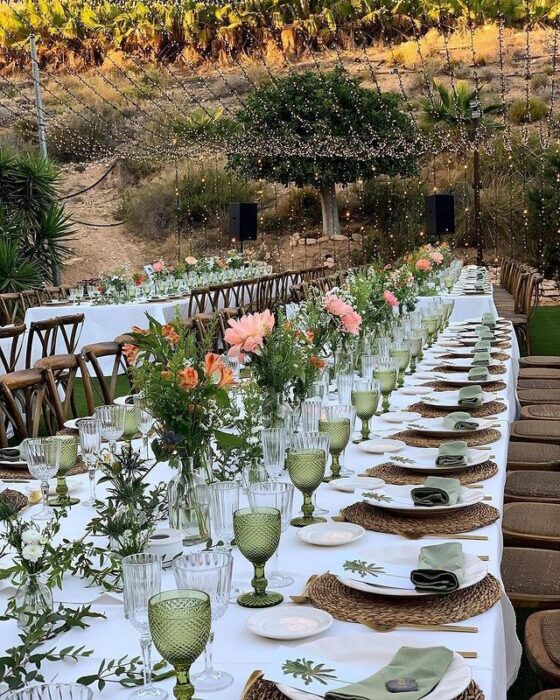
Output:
[{"xmin": 0, "ymin": 298, "xmax": 522, "ymax": 700}]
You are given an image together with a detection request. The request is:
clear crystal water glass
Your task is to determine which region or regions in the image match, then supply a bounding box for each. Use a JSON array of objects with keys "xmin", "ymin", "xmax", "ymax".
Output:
[
  {"xmin": 208, "ymin": 481, "xmax": 239, "ymax": 550},
  {"xmin": 351, "ymin": 379, "xmax": 380, "ymax": 442},
  {"xmin": 261, "ymin": 428, "xmax": 287, "ymax": 480},
  {"xmin": 247, "ymin": 482, "xmax": 294, "ymax": 588},
  {"xmin": 134, "ymin": 395, "xmax": 154, "ymax": 461},
  {"xmin": 301, "ymin": 397, "xmax": 322, "ymax": 432},
  {"xmin": 95, "ymin": 404, "xmax": 126, "ymax": 453},
  {"xmin": 25, "ymin": 438, "xmax": 61, "ymax": 521},
  {"xmin": 361, "ymin": 354, "xmax": 378, "ymax": 380},
  {"xmin": 122, "ymin": 553, "xmax": 167, "ymax": 699},
  {"xmin": 79, "ymin": 418, "xmax": 101, "ymax": 507},
  {"xmin": 307, "ymin": 379, "xmax": 326, "ymax": 401},
  {"xmin": 318, "ymin": 404, "xmax": 355, "ymax": 480},
  {"xmin": 287, "ymin": 432, "xmax": 330, "ymax": 527},
  {"xmin": 172, "ymin": 551, "xmax": 233, "ymax": 692},
  {"xmin": 336, "ymin": 372, "xmax": 354, "ymax": 404},
  {"xmin": 375, "ymin": 336, "xmax": 392, "ymax": 358},
  {"xmin": 7, "ymin": 685, "xmax": 93, "ymax": 700}
]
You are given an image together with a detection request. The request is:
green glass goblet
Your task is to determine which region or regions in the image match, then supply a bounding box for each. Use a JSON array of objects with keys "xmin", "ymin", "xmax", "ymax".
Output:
[
  {"xmin": 351, "ymin": 379, "xmax": 380, "ymax": 443},
  {"xmin": 389, "ymin": 343, "xmax": 411, "ymax": 387},
  {"xmin": 122, "ymin": 406, "xmax": 139, "ymax": 442},
  {"xmin": 423, "ymin": 317, "xmax": 438, "ymax": 348},
  {"xmin": 373, "ymin": 359, "xmax": 399, "ymax": 414},
  {"xmin": 46, "ymin": 435, "xmax": 79, "ymax": 506},
  {"xmin": 233, "ymin": 506, "xmax": 283, "ymax": 608},
  {"xmin": 445, "ymin": 276, "xmax": 454, "ymax": 292},
  {"xmin": 319, "ymin": 404, "xmax": 354, "ymax": 480},
  {"xmin": 148, "ymin": 589, "xmax": 211, "ymax": 700},
  {"xmin": 287, "ymin": 432, "xmax": 330, "ymax": 527},
  {"xmin": 408, "ymin": 333, "xmax": 423, "ymax": 374}
]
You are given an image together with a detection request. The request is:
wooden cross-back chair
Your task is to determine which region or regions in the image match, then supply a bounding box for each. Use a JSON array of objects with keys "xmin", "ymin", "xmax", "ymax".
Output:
[
  {"xmin": 81, "ymin": 338, "xmax": 134, "ymax": 406},
  {"xmin": 20, "ymin": 289, "xmax": 45, "ymax": 311},
  {"xmin": 24, "ymin": 313, "xmax": 84, "ymax": 369},
  {"xmin": 0, "ymin": 293, "xmax": 25, "ymax": 326},
  {"xmin": 0, "ymin": 368, "xmax": 49, "ymax": 447},
  {"xmin": 187, "ymin": 288, "xmax": 212, "ymax": 317},
  {"xmin": 237, "ymin": 277, "xmax": 259, "ymax": 313},
  {"xmin": 0, "ymin": 324, "xmax": 26, "ymax": 374},
  {"xmin": 192, "ymin": 314, "xmax": 224, "ymax": 354}
]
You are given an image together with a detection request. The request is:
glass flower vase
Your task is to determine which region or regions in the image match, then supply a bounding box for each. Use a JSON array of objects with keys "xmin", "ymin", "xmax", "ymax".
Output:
[
  {"xmin": 15, "ymin": 572, "xmax": 53, "ymax": 629},
  {"xmin": 262, "ymin": 390, "xmax": 293, "ymax": 430},
  {"xmin": 168, "ymin": 454, "xmax": 210, "ymax": 548}
]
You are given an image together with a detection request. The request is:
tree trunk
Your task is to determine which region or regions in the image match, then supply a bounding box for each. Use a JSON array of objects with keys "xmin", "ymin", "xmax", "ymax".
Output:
[{"xmin": 319, "ymin": 182, "xmax": 341, "ymax": 239}]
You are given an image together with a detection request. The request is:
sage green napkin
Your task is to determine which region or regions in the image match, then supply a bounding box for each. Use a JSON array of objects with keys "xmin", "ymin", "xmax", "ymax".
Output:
[
  {"xmin": 435, "ymin": 440, "xmax": 468, "ymax": 466},
  {"xmin": 472, "ymin": 351, "xmax": 491, "ymax": 366},
  {"xmin": 324, "ymin": 646, "xmax": 454, "ymax": 700},
  {"xmin": 468, "ymin": 366, "xmax": 489, "ymax": 382},
  {"xmin": 476, "ymin": 327, "xmax": 495, "ymax": 340},
  {"xmin": 411, "ymin": 476, "xmax": 461, "ymax": 506},
  {"xmin": 443, "ymin": 411, "xmax": 478, "ymax": 430},
  {"xmin": 410, "ymin": 542, "xmax": 465, "ymax": 593},
  {"xmin": 474, "ymin": 339, "xmax": 491, "ymax": 351},
  {"xmin": 0, "ymin": 447, "xmax": 21, "ymax": 462},
  {"xmin": 482, "ymin": 313, "xmax": 496, "ymax": 328},
  {"xmin": 458, "ymin": 385, "xmax": 483, "ymax": 406}
]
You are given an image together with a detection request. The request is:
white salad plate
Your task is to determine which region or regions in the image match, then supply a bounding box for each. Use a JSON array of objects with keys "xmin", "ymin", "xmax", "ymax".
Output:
[
  {"xmin": 358, "ymin": 439, "xmax": 406, "ymax": 454},
  {"xmin": 297, "ymin": 522, "xmax": 366, "ymax": 547},
  {"xmin": 247, "ymin": 607, "xmax": 333, "ymax": 641},
  {"xmin": 328, "ymin": 477, "xmax": 385, "ymax": 493}
]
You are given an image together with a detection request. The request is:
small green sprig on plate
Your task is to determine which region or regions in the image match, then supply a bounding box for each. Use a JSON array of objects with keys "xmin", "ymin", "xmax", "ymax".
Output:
[
  {"xmin": 343, "ymin": 559, "xmax": 385, "ymax": 578},
  {"xmin": 282, "ymin": 658, "xmax": 339, "ymax": 686}
]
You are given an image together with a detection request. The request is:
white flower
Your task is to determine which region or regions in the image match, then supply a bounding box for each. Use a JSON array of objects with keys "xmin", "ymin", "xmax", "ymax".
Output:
[
  {"xmin": 22, "ymin": 543, "xmax": 44, "ymax": 563},
  {"xmin": 21, "ymin": 529, "xmax": 41, "ymax": 545}
]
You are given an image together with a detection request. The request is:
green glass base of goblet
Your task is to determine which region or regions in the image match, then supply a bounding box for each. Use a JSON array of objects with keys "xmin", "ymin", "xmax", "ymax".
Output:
[
  {"xmin": 397, "ymin": 370, "xmax": 405, "ymax": 387},
  {"xmin": 380, "ymin": 392, "xmax": 391, "ymax": 413},
  {"xmin": 237, "ymin": 591, "xmax": 283, "ymax": 608},
  {"xmin": 50, "ymin": 495, "xmax": 80, "ymax": 506},
  {"xmin": 290, "ymin": 514, "xmax": 327, "ymax": 527}
]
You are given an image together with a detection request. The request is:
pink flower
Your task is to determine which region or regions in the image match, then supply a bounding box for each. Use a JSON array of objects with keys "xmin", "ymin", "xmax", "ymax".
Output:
[
  {"xmin": 383, "ymin": 290, "xmax": 399, "ymax": 307},
  {"xmin": 341, "ymin": 310, "xmax": 362, "ymax": 335},
  {"xmin": 225, "ymin": 311, "xmax": 275, "ymax": 358},
  {"xmin": 383, "ymin": 264, "xmax": 392, "ymax": 271},
  {"xmin": 185, "ymin": 256, "xmax": 198, "ymax": 265},
  {"xmin": 153, "ymin": 261, "xmax": 164, "ymax": 273},
  {"xmin": 325, "ymin": 294, "xmax": 350, "ymax": 318},
  {"xmin": 415, "ymin": 258, "xmax": 431, "ymax": 272},
  {"xmin": 431, "ymin": 251, "xmax": 444, "ymax": 264}
]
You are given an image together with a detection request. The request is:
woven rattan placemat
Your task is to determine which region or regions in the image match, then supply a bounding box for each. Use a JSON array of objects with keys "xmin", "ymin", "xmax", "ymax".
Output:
[
  {"xmin": 407, "ymin": 400, "xmax": 507, "ymax": 419},
  {"xmin": 437, "ymin": 352, "xmax": 509, "ymax": 361},
  {"xmin": 421, "ymin": 381, "xmax": 507, "ymax": 393},
  {"xmin": 365, "ymin": 460, "xmax": 498, "ymax": 485},
  {"xmin": 340, "ymin": 501, "xmax": 500, "ymax": 537},
  {"xmin": 301, "ymin": 572, "xmax": 501, "ymax": 626},
  {"xmin": 389, "ymin": 428, "xmax": 502, "ymax": 448},
  {"xmin": 0, "ymin": 458, "xmax": 87, "ymax": 481},
  {"xmin": 242, "ymin": 674, "xmax": 486, "ymax": 700},
  {"xmin": 433, "ymin": 365, "xmax": 506, "ymax": 375},
  {"xmin": 0, "ymin": 488, "xmax": 28, "ymax": 512}
]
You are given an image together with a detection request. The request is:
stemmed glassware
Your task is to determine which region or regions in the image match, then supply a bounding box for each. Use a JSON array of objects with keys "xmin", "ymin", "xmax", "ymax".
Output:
[
  {"xmin": 375, "ymin": 336, "xmax": 391, "ymax": 358},
  {"xmin": 373, "ymin": 358, "xmax": 400, "ymax": 414},
  {"xmin": 351, "ymin": 379, "xmax": 380, "ymax": 443},
  {"xmin": 247, "ymin": 482, "xmax": 294, "ymax": 588},
  {"xmin": 134, "ymin": 395, "xmax": 154, "ymax": 461},
  {"xmin": 95, "ymin": 404, "xmax": 126, "ymax": 454},
  {"xmin": 318, "ymin": 404, "xmax": 355, "ymax": 480},
  {"xmin": 233, "ymin": 506, "xmax": 283, "ymax": 608},
  {"xmin": 172, "ymin": 551, "xmax": 233, "ymax": 692},
  {"xmin": 148, "ymin": 590, "xmax": 211, "ymax": 700},
  {"xmin": 389, "ymin": 341, "xmax": 411, "ymax": 387},
  {"xmin": 6, "ymin": 685, "xmax": 93, "ymax": 700},
  {"xmin": 423, "ymin": 316, "xmax": 439, "ymax": 347},
  {"xmin": 287, "ymin": 431, "xmax": 330, "ymax": 527},
  {"xmin": 79, "ymin": 419, "xmax": 101, "ymax": 507},
  {"xmin": 361, "ymin": 354, "xmax": 377, "ymax": 380},
  {"xmin": 122, "ymin": 553, "xmax": 167, "ymax": 699},
  {"xmin": 261, "ymin": 428, "xmax": 287, "ymax": 481},
  {"xmin": 301, "ymin": 397, "xmax": 322, "ymax": 432},
  {"xmin": 208, "ymin": 482, "xmax": 240, "ymax": 551},
  {"xmin": 25, "ymin": 438, "xmax": 61, "ymax": 521},
  {"xmin": 47, "ymin": 435, "xmax": 79, "ymax": 507},
  {"xmin": 336, "ymin": 372, "xmax": 354, "ymax": 404},
  {"xmin": 408, "ymin": 331, "xmax": 424, "ymax": 374}
]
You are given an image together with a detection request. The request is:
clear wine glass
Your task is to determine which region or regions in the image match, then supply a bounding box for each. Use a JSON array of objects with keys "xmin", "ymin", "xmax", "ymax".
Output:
[
  {"xmin": 261, "ymin": 428, "xmax": 287, "ymax": 481},
  {"xmin": 133, "ymin": 395, "xmax": 154, "ymax": 462},
  {"xmin": 208, "ymin": 482, "xmax": 240, "ymax": 550},
  {"xmin": 25, "ymin": 438, "xmax": 61, "ymax": 521},
  {"xmin": 79, "ymin": 418, "xmax": 101, "ymax": 507},
  {"xmin": 95, "ymin": 404, "xmax": 126, "ymax": 454}
]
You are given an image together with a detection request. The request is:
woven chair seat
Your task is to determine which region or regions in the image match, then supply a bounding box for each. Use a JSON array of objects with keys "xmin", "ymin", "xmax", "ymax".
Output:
[
  {"xmin": 518, "ymin": 389, "xmax": 560, "ymax": 407},
  {"xmin": 518, "ymin": 379, "xmax": 560, "ymax": 390},
  {"xmin": 529, "ymin": 691, "xmax": 560, "ymax": 700},
  {"xmin": 510, "ymin": 420, "xmax": 560, "ymax": 444},
  {"xmin": 521, "ymin": 405, "xmax": 560, "ymax": 420},
  {"xmin": 508, "ymin": 442, "xmax": 560, "ymax": 470},
  {"xmin": 519, "ymin": 368, "xmax": 560, "ymax": 380},
  {"xmin": 505, "ymin": 471, "xmax": 560, "ymax": 503},
  {"xmin": 503, "ymin": 503, "xmax": 560, "ymax": 548},
  {"xmin": 501, "ymin": 547, "xmax": 560, "ymax": 607},
  {"xmin": 521, "ymin": 356, "xmax": 560, "ymax": 369},
  {"xmin": 526, "ymin": 611, "xmax": 560, "ymax": 687},
  {"xmin": 506, "ymin": 314, "xmax": 528, "ymax": 325}
]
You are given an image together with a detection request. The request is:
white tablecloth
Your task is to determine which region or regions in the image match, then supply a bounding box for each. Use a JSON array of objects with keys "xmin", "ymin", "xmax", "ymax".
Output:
[
  {"xmin": 417, "ymin": 293, "xmax": 498, "ymax": 323},
  {"xmin": 0, "ymin": 311, "xmax": 522, "ymax": 699}
]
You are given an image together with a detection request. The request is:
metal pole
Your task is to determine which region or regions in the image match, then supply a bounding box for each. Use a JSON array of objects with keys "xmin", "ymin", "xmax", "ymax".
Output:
[{"xmin": 29, "ymin": 35, "xmax": 48, "ymax": 159}]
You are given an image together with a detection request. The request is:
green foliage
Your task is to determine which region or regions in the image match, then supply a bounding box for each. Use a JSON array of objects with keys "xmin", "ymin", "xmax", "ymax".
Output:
[
  {"xmin": 509, "ymin": 97, "xmax": 548, "ymax": 124},
  {"xmin": 228, "ymin": 67, "xmax": 419, "ymax": 188},
  {"xmin": 162, "ymin": 107, "xmax": 238, "ymax": 144},
  {"xmin": 342, "ymin": 559, "xmax": 385, "ymax": 578},
  {"xmin": 282, "ymin": 658, "xmax": 338, "ymax": 686}
]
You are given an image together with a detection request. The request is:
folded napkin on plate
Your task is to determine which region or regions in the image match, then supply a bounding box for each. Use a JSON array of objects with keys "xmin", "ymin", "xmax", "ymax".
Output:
[
  {"xmin": 411, "ymin": 476, "xmax": 461, "ymax": 506},
  {"xmin": 435, "ymin": 440, "xmax": 468, "ymax": 467},
  {"xmin": 443, "ymin": 411, "xmax": 478, "ymax": 430},
  {"xmin": 468, "ymin": 366, "xmax": 489, "ymax": 382},
  {"xmin": 0, "ymin": 447, "xmax": 21, "ymax": 462},
  {"xmin": 324, "ymin": 646, "xmax": 454, "ymax": 700},
  {"xmin": 472, "ymin": 351, "xmax": 491, "ymax": 366},
  {"xmin": 476, "ymin": 327, "xmax": 495, "ymax": 340},
  {"xmin": 410, "ymin": 542, "xmax": 465, "ymax": 593},
  {"xmin": 482, "ymin": 313, "xmax": 496, "ymax": 328},
  {"xmin": 474, "ymin": 339, "xmax": 491, "ymax": 351},
  {"xmin": 458, "ymin": 385, "xmax": 483, "ymax": 406}
]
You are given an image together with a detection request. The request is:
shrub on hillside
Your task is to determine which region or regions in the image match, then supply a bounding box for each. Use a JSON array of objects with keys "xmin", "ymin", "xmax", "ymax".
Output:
[{"xmin": 509, "ymin": 97, "xmax": 548, "ymax": 124}]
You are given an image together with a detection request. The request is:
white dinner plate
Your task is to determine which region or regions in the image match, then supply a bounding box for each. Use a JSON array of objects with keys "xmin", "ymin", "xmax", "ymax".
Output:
[
  {"xmin": 247, "ymin": 607, "xmax": 333, "ymax": 641},
  {"xmin": 451, "ymin": 317, "xmax": 507, "ymax": 326},
  {"xmin": 387, "ymin": 447, "xmax": 493, "ymax": 473},
  {"xmin": 364, "ymin": 483, "xmax": 483, "ymax": 515},
  {"xmin": 114, "ymin": 395, "xmax": 135, "ymax": 406},
  {"xmin": 405, "ymin": 416, "xmax": 494, "ymax": 436},
  {"xmin": 328, "ymin": 477, "xmax": 385, "ymax": 493},
  {"xmin": 297, "ymin": 522, "xmax": 365, "ymax": 547},
  {"xmin": 431, "ymin": 373, "xmax": 501, "ymax": 387},
  {"xmin": 335, "ymin": 543, "xmax": 487, "ymax": 597},
  {"xmin": 63, "ymin": 417, "xmax": 94, "ymax": 430},
  {"xmin": 422, "ymin": 390, "xmax": 497, "ymax": 408},
  {"xmin": 413, "ymin": 371, "xmax": 440, "ymax": 380},
  {"xmin": 358, "ymin": 439, "xmax": 406, "ymax": 454},
  {"xmin": 381, "ymin": 411, "xmax": 422, "ymax": 424},
  {"xmin": 399, "ymin": 386, "xmax": 432, "ymax": 396},
  {"xmin": 276, "ymin": 632, "xmax": 471, "ymax": 700},
  {"xmin": 439, "ymin": 358, "xmax": 502, "ymax": 369}
]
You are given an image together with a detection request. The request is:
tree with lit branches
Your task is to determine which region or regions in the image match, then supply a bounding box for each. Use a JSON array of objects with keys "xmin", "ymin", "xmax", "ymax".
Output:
[{"xmin": 227, "ymin": 67, "xmax": 420, "ymax": 239}]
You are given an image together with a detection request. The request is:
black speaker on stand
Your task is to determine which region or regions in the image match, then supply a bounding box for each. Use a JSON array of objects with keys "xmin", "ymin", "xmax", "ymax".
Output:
[
  {"xmin": 425, "ymin": 194, "xmax": 455, "ymax": 240},
  {"xmin": 229, "ymin": 202, "xmax": 257, "ymax": 254}
]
